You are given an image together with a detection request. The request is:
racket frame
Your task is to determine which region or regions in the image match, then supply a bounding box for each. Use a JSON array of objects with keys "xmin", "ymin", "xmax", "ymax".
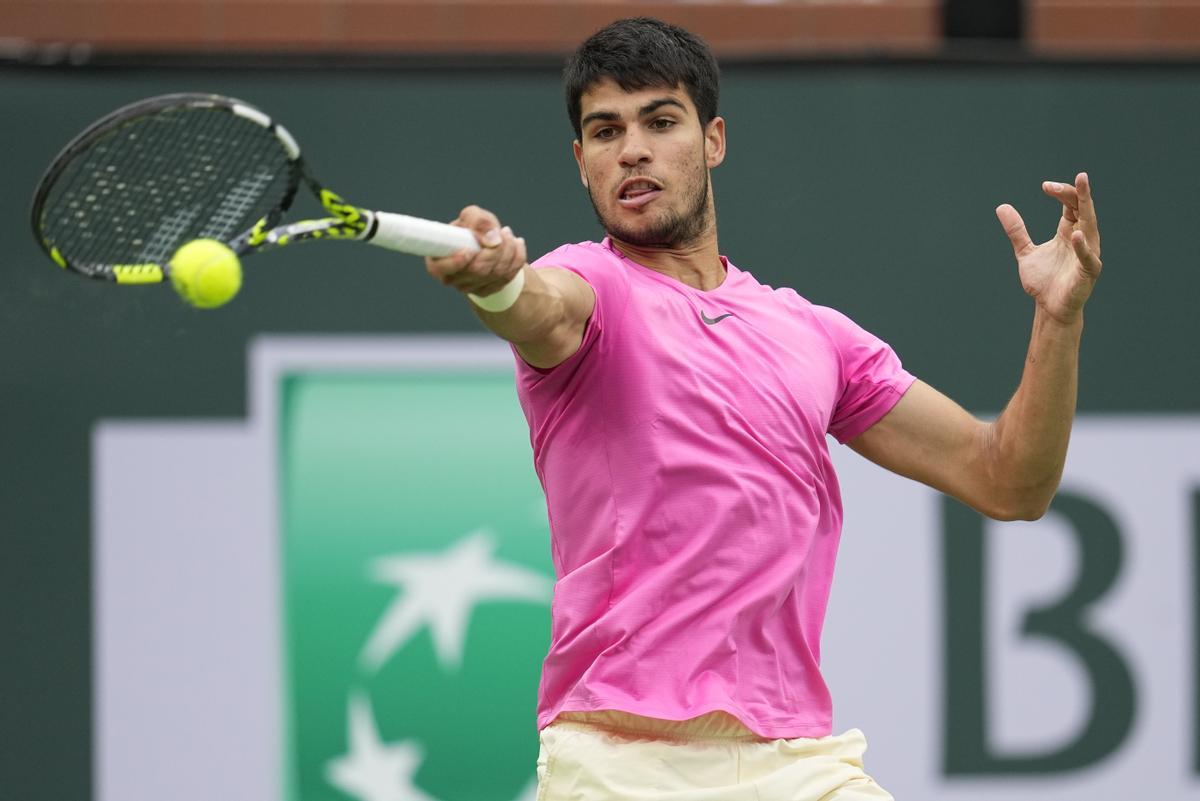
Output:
[{"xmin": 30, "ymin": 93, "xmax": 477, "ymax": 286}]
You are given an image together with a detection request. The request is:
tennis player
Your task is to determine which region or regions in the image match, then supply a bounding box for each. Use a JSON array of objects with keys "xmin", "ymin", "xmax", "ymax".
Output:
[{"xmin": 426, "ymin": 17, "xmax": 1102, "ymax": 800}]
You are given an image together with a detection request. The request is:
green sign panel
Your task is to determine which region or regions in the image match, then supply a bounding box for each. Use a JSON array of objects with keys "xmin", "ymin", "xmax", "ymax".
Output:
[{"xmin": 280, "ymin": 370, "xmax": 551, "ymax": 801}]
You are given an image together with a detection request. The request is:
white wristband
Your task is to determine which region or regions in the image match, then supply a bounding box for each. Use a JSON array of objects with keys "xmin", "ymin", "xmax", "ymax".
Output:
[{"xmin": 468, "ymin": 268, "xmax": 526, "ymax": 313}]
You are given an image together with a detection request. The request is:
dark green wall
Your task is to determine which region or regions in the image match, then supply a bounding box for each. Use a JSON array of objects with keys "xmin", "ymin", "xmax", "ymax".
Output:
[{"xmin": 2, "ymin": 62, "xmax": 1197, "ymax": 800}]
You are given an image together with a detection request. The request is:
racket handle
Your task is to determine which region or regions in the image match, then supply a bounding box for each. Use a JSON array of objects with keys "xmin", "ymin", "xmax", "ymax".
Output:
[{"xmin": 368, "ymin": 211, "xmax": 481, "ymax": 257}]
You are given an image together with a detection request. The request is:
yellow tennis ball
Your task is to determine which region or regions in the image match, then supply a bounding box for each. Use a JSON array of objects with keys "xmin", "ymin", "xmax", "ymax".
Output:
[{"xmin": 169, "ymin": 239, "xmax": 242, "ymax": 309}]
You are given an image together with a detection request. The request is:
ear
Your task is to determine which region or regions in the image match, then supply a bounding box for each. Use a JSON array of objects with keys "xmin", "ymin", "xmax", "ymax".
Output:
[
  {"xmin": 572, "ymin": 139, "xmax": 589, "ymax": 188},
  {"xmin": 704, "ymin": 117, "xmax": 726, "ymax": 169}
]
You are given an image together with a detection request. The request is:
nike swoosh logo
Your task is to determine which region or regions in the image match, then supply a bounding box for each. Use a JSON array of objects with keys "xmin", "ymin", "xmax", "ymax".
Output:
[{"xmin": 700, "ymin": 311, "xmax": 734, "ymax": 325}]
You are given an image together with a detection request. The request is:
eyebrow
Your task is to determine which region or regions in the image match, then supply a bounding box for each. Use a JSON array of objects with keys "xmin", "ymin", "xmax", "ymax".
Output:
[{"xmin": 580, "ymin": 97, "xmax": 689, "ymax": 130}]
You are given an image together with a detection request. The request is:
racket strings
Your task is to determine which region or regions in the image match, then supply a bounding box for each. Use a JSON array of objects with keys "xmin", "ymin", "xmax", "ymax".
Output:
[
  {"xmin": 198, "ymin": 110, "xmax": 293, "ymax": 244},
  {"xmin": 123, "ymin": 111, "xmax": 205, "ymax": 264},
  {"xmin": 40, "ymin": 103, "xmax": 293, "ymax": 273},
  {"xmin": 136, "ymin": 106, "xmax": 236, "ymax": 258},
  {"xmin": 202, "ymin": 132, "xmax": 278, "ymax": 243},
  {"xmin": 50, "ymin": 118, "xmax": 134, "ymax": 270},
  {"xmin": 48, "ymin": 112, "xmax": 186, "ymax": 270}
]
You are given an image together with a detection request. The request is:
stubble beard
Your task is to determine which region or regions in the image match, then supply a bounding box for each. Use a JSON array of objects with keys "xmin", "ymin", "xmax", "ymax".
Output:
[{"xmin": 587, "ymin": 167, "xmax": 712, "ymax": 249}]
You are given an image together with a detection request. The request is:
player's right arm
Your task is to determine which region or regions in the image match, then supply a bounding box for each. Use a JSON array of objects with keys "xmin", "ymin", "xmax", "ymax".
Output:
[{"xmin": 424, "ymin": 205, "xmax": 595, "ymax": 369}]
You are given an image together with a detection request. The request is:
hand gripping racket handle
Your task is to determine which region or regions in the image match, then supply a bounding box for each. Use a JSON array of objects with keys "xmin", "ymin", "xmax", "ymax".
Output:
[
  {"xmin": 368, "ymin": 211, "xmax": 481, "ymax": 257},
  {"xmin": 366, "ymin": 210, "xmax": 524, "ymax": 310}
]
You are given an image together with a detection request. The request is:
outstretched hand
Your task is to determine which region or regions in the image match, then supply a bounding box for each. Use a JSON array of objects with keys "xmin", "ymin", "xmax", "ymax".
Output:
[
  {"xmin": 996, "ymin": 172, "xmax": 1103, "ymax": 325},
  {"xmin": 425, "ymin": 205, "xmax": 527, "ymax": 298}
]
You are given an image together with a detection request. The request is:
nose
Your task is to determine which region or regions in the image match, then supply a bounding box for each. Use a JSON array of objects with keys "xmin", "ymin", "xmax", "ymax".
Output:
[{"xmin": 618, "ymin": 128, "xmax": 651, "ymax": 168}]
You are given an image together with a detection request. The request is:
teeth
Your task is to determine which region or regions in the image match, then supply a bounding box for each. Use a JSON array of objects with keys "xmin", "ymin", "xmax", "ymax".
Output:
[{"xmin": 622, "ymin": 181, "xmax": 657, "ymax": 198}]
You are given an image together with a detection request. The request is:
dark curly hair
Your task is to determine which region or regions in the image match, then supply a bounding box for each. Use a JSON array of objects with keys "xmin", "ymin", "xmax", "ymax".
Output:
[{"xmin": 564, "ymin": 17, "xmax": 720, "ymax": 140}]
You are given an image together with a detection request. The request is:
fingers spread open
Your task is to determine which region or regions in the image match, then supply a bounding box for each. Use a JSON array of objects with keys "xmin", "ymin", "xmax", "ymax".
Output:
[
  {"xmin": 1074, "ymin": 172, "xmax": 1095, "ymax": 216},
  {"xmin": 1043, "ymin": 180, "xmax": 1078, "ymax": 204},
  {"xmin": 1074, "ymin": 172, "xmax": 1101, "ymax": 255},
  {"xmin": 1043, "ymin": 180, "xmax": 1079, "ymax": 224},
  {"xmin": 1071, "ymin": 229, "xmax": 1103, "ymax": 279},
  {"xmin": 996, "ymin": 204, "xmax": 1034, "ymax": 258}
]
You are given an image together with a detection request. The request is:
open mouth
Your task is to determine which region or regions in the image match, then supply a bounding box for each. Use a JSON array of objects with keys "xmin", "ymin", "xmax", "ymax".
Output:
[{"xmin": 618, "ymin": 178, "xmax": 662, "ymax": 209}]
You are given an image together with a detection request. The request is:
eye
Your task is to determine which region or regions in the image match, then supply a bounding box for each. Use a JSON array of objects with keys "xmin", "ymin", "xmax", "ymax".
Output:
[
  {"xmin": 650, "ymin": 117, "xmax": 676, "ymax": 130},
  {"xmin": 593, "ymin": 126, "xmax": 618, "ymax": 140}
]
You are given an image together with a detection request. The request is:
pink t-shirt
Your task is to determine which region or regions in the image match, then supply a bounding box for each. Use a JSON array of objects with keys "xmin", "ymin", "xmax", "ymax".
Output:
[{"xmin": 513, "ymin": 239, "xmax": 915, "ymax": 739}]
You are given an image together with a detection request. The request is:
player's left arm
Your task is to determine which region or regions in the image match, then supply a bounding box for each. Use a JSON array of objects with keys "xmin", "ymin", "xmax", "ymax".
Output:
[{"xmin": 848, "ymin": 172, "xmax": 1103, "ymax": 522}]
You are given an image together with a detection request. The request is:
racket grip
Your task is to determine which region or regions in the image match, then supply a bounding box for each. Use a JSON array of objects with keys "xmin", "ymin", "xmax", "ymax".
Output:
[{"xmin": 368, "ymin": 211, "xmax": 481, "ymax": 257}]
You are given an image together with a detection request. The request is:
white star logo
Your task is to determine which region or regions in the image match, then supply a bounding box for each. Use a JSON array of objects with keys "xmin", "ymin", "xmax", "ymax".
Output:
[
  {"xmin": 325, "ymin": 694, "xmax": 439, "ymax": 801},
  {"xmin": 360, "ymin": 529, "xmax": 553, "ymax": 672}
]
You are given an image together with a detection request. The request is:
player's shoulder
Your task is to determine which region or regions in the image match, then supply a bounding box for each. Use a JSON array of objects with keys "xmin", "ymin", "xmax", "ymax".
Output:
[
  {"xmin": 531, "ymin": 240, "xmax": 618, "ymax": 270},
  {"xmin": 734, "ymin": 266, "xmax": 862, "ymax": 342},
  {"xmin": 532, "ymin": 240, "xmax": 631, "ymax": 302},
  {"xmin": 807, "ymin": 301, "xmax": 856, "ymax": 327},
  {"xmin": 726, "ymin": 262, "xmax": 885, "ymax": 361},
  {"xmin": 733, "ymin": 266, "xmax": 820, "ymax": 314}
]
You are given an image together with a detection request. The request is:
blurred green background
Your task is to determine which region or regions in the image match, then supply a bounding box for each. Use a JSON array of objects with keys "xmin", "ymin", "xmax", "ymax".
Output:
[{"xmin": 2, "ymin": 62, "xmax": 1197, "ymax": 799}]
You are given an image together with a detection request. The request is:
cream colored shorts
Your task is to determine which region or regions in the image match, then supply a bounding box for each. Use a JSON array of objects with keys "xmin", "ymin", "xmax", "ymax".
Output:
[{"xmin": 536, "ymin": 710, "xmax": 894, "ymax": 801}]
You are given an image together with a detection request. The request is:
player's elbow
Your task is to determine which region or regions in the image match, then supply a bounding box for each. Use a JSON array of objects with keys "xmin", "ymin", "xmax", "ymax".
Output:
[
  {"xmin": 976, "ymin": 484, "xmax": 1057, "ymax": 522},
  {"xmin": 985, "ymin": 499, "xmax": 1051, "ymax": 522}
]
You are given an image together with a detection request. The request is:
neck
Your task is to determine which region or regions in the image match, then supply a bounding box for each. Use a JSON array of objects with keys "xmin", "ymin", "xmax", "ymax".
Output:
[{"xmin": 608, "ymin": 225, "xmax": 724, "ymax": 291}]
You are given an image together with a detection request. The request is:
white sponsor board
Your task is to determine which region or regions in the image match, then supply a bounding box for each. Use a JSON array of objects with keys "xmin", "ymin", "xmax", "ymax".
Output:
[{"xmin": 95, "ymin": 336, "xmax": 1200, "ymax": 801}]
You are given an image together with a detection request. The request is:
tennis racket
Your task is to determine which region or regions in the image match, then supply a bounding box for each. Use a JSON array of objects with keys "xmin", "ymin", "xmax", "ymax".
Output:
[{"xmin": 29, "ymin": 92, "xmax": 490, "ymax": 288}]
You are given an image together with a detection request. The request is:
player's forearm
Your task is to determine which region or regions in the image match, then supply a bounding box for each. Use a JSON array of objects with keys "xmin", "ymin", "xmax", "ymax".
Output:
[
  {"xmin": 469, "ymin": 266, "xmax": 567, "ymax": 348},
  {"xmin": 986, "ymin": 308, "xmax": 1083, "ymax": 518}
]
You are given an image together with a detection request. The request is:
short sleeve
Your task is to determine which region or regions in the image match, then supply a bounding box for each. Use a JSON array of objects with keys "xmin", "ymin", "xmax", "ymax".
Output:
[
  {"xmin": 513, "ymin": 241, "xmax": 632, "ymax": 382},
  {"xmin": 814, "ymin": 305, "xmax": 916, "ymax": 443}
]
